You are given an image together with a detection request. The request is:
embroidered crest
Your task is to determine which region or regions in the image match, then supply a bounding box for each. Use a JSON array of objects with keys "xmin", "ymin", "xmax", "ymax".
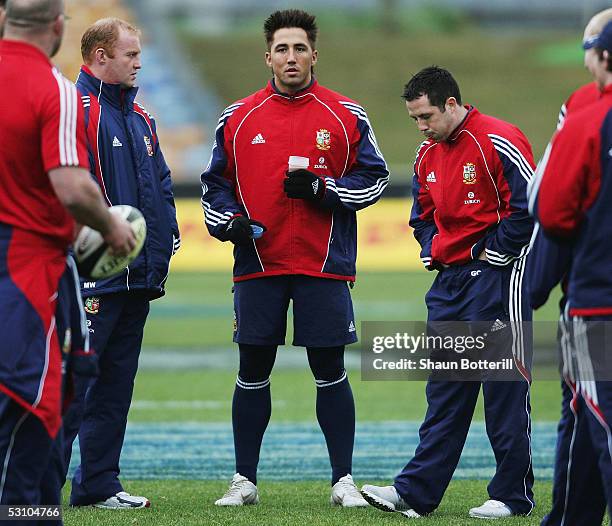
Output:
[
  {"xmin": 144, "ymin": 136, "xmax": 154, "ymax": 156},
  {"xmin": 462, "ymin": 162, "xmax": 476, "ymax": 184},
  {"xmin": 316, "ymin": 129, "xmax": 331, "ymax": 151},
  {"xmin": 84, "ymin": 296, "xmax": 100, "ymax": 315}
]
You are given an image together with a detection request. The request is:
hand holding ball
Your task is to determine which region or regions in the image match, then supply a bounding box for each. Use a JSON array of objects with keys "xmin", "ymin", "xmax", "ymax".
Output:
[{"xmin": 74, "ymin": 205, "xmax": 146, "ymax": 279}]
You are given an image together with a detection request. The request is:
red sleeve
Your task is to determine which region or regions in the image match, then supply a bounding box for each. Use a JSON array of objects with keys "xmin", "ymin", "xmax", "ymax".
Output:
[
  {"xmin": 538, "ymin": 119, "xmax": 601, "ymax": 237},
  {"xmin": 41, "ymin": 69, "xmax": 89, "ymax": 173}
]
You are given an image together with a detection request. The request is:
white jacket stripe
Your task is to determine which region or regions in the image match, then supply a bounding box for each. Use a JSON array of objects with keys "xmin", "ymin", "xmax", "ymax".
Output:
[{"xmin": 488, "ymin": 134, "xmax": 533, "ymax": 183}]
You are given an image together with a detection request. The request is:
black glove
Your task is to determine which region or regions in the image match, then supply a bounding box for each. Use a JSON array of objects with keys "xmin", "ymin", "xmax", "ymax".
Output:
[
  {"xmin": 284, "ymin": 169, "xmax": 325, "ymax": 200},
  {"xmin": 219, "ymin": 215, "xmax": 267, "ymax": 246}
]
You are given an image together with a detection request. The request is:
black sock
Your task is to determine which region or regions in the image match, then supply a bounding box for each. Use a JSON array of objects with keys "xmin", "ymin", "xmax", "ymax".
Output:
[
  {"xmin": 308, "ymin": 346, "xmax": 355, "ymax": 485},
  {"xmin": 232, "ymin": 344, "xmax": 276, "ymax": 485}
]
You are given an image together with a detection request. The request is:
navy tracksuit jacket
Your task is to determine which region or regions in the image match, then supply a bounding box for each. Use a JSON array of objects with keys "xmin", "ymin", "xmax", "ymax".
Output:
[{"xmin": 60, "ymin": 67, "xmax": 179, "ymax": 505}]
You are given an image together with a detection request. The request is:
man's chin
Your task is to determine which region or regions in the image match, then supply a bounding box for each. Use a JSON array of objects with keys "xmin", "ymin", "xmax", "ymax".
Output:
[{"xmin": 283, "ymin": 74, "xmax": 307, "ymax": 85}]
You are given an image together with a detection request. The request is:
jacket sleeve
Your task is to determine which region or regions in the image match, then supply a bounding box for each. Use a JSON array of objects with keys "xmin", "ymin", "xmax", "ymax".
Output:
[
  {"xmin": 408, "ymin": 144, "xmax": 438, "ymax": 270},
  {"xmin": 200, "ymin": 104, "xmax": 246, "ymax": 240},
  {"xmin": 151, "ymin": 118, "xmax": 180, "ymax": 254},
  {"xmin": 526, "ymin": 224, "xmax": 572, "ymax": 309},
  {"xmin": 538, "ymin": 120, "xmax": 601, "ymax": 238},
  {"xmin": 319, "ymin": 103, "xmax": 389, "ymax": 211},
  {"xmin": 471, "ymin": 133, "xmax": 535, "ymax": 266},
  {"xmin": 525, "ymin": 98, "xmax": 573, "ymax": 309}
]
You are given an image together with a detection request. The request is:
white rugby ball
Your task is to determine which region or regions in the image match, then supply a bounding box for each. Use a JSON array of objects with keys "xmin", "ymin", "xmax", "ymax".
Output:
[{"xmin": 74, "ymin": 205, "xmax": 147, "ymax": 279}]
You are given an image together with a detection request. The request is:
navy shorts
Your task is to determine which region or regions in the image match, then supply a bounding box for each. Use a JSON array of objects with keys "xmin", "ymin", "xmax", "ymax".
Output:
[{"xmin": 233, "ymin": 275, "xmax": 357, "ymax": 347}]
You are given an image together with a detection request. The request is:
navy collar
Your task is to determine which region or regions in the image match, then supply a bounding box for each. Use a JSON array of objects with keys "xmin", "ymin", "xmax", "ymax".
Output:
[
  {"xmin": 77, "ymin": 65, "xmax": 139, "ymax": 112},
  {"xmin": 447, "ymin": 105, "xmax": 476, "ymax": 142},
  {"xmin": 268, "ymin": 76, "xmax": 316, "ymax": 98}
]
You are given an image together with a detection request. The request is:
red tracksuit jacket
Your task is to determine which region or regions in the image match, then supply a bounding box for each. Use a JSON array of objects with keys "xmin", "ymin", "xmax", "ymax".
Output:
[
  {"xmin": 537, "ymin": 85, "xmax": 612, "ymax": 316},
  {"xmin": 410, "ymin": 106, "xmax": 535, "ymax": 269},
  {"xmin": 201, "ymin": 79, "xmax": 389, "ymax": 282}
]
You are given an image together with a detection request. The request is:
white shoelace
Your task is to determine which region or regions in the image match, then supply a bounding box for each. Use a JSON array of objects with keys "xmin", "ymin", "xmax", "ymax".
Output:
[
  {"xmin": 221, "ymin": 479, "xmax": 245, "ymax": 498},
  {"xmin": 337, "ymin": 479, "xmax": 361, "ymax": 498}
]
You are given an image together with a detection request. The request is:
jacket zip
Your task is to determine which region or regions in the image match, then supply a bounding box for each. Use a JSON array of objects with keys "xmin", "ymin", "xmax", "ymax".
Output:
[{"xmin": 289, "ymin": 97, "xmax": 295, "ymax": 273}]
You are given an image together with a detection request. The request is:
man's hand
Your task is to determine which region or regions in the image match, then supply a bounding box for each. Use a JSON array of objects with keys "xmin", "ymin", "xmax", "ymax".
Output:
[
  {"xmin": 219, "ymin": 216, "xmax": 267, "ymax": 246},
  {"xmin": 478, "ymin": 250, "xmax": 488, "ymax": 261},
  {"xmin": 284, "ymin": 169, "xmax": 325, "ymax": 200},
  {"xmin": 103, "ymin": 213, "xmax": 137, "ymax": 256}
]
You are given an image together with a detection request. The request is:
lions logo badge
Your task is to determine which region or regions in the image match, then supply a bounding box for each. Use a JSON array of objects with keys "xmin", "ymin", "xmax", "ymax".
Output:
[
  {"xmin": 462, "ymin": 162, "xmax": 477, "ymax": 184},
  {"xmin": 144, "ymin": 136, "xmax": 154, "ymax": 157},
  {"xmin": 84, "ymin": 296, "xmax": 100, "ymax": 315},
  {"xmin": 316, "ymin": 129, "xmax": 331, "ymax": 151}
]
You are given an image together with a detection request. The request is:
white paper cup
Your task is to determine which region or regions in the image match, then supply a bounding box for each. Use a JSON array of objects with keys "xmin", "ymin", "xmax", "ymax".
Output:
[{"xmin": 288, "ymin": 156, "xmax": 309, "ymax": 172}]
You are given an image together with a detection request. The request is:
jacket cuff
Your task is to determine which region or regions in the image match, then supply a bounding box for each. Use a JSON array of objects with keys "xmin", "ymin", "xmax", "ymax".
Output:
[
  {"xmin": 318, "ymin": 176, "xmax": 341, "ymax": 209},
  {"xmin": 471, "ymin": 238, "xmax": 486, "ymax": 261}
]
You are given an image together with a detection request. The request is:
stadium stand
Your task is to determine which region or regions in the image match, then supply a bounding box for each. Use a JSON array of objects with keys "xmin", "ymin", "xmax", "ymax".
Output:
[{"xmin": 55, "ymin": 0, "xmax": 216, "ymax": 182}]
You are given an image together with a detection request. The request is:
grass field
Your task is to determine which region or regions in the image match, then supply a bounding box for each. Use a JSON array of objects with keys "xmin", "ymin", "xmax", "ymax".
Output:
[
  {"xmin": 56, "ymin": 271, "xmax": 580, "ymax": 525},
  {"xmin": 63, "ymin": 480, "xmax": 558, "ymax": 526}
]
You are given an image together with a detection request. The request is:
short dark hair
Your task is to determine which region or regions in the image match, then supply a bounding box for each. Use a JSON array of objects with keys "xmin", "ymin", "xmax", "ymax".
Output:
[
  {"xmin": 402, "ymin": 66, "xmax": 462, "ymax": 111},
  {"xmin": 263, "ymin": 9, "xmax": 317, "ymax": 49}
]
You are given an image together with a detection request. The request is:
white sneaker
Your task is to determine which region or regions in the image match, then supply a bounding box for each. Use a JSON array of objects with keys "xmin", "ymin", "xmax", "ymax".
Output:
[
  {"xmin": 360, "ymin": 484, "xmax": 421, "ymax": 517},
  {"xmin": 93, "ymin": 491, "xmax": 150, "ymax": 509},
  {"xmin": 214, "ymin": 473, "xmax": 259, "ymax": 506},
  {"xmin": 469, "ymin": 499, "xmax": 513, "ymax": 519},
  {"xmin": 330, "ymin": 475, "xmax": 368, "ymax": 507}
]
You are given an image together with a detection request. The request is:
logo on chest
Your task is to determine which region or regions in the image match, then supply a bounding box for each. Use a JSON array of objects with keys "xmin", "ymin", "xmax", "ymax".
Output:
[
  {"xmin": 462, "ymin": 162, "xmax": 477, "ymax": 184},
  {"xmin": 251, "ymin": 133, "xmax": 266, "ymax": 145},
  {"xmin": 143, "ymin": 136, "xmax": 154, "ymax": 156},
  {"xmin": 464, "ymin": 191, "xmax": 481, "ymax": 205},
  {"xmin": 84, "ymin": 296, "xmax": 100, "ymax": 315},
  {"xmin": 314, "ymin": 156, "xmax": 328, "ymax": 170},
  {"xmin": 316, "ymin": 129, "xmax": 331, "ymax": 151}
]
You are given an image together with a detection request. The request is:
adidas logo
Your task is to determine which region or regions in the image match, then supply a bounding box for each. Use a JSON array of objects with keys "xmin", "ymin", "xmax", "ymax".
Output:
[
  {"xmin": 112, "ymin": 136, "xmax": 123, "ymax": 147},
  {"xmin": 426, "ymin": 171, "xmax": 436, "ymax": 183},
  {"xmin": 312, "ymin": 179, "xmax": 319, "ymax": 195},
  {"xmin": 251, "ymin": 133, "xmax": 266, "ymax": 145},
  {"xmin": 348, "ymin": 321, "xmax": 356, "ymax": 333},
  {"xmin": 490, "ymin": 319, "xmax": 507, "ymax": 332}
]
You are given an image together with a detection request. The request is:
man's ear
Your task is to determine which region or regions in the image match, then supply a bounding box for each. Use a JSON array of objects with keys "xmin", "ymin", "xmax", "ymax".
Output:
[
  {"xmin": 51, "ymin": 14, "xmax": 63, "ymax": 38},
  {"xmin": 94, "ymin": 47, "xmax": 107, "ymax": 65},
  {"xmin": 445, "ymin": 97, "xmax": 459, "ymax": 111}
]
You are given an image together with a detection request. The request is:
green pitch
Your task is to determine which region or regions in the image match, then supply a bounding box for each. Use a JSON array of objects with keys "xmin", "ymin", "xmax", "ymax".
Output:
[
  {"xmin": 63, "ymin": 480, "xmax": 558, "ymax": 526},
  {"xmin": 129, "ymin": 369, "xmax": 562, "ymax": 423},
  {"xmin": 60, "ymin": 271, "xmax": 575, "ymax": 525}
]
